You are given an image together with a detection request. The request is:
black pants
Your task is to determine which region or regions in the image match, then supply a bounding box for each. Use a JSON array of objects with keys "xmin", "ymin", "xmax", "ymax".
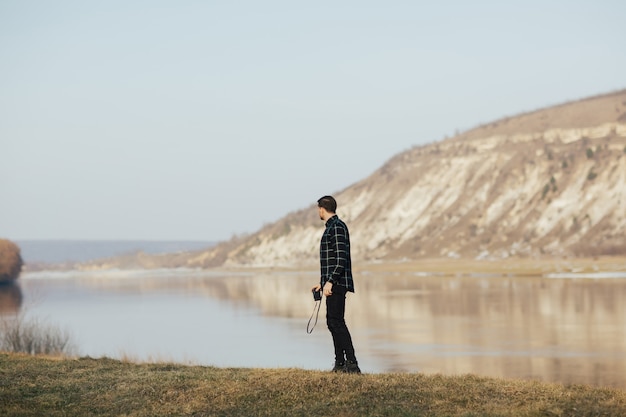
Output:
[{"xmin": 326, "ymin": 284, "xmax": 356, "ymax": 363}]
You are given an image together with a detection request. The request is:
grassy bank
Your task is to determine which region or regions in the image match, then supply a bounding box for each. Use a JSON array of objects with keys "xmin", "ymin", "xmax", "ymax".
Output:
[{"xmin": 1, "ymin": 354, "xmax": 625, "ymax": 416}]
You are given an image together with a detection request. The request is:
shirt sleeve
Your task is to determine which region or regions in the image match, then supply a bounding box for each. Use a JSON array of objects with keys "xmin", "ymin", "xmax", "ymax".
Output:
[{"xmin": 329, "ymin": 223, "xmax": 348, "ymax": 282}]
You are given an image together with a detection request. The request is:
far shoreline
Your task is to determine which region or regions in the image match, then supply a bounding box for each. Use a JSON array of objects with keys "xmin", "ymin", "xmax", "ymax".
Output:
[{"xmin": 20, "ymin": 255, "xmax": 626, "ymax": 278}]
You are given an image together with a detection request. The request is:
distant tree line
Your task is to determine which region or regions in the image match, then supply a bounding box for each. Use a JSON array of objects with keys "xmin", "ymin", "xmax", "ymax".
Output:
[{"xmin": 0, "ymin": 239, "xmax": 22, "ymax": 283}]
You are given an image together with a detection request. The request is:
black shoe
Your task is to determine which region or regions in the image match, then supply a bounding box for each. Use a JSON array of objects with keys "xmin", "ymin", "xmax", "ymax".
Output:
[
  {"xmin": 331, "ymin": 362, "xmax": 346, "ymax": 372},
  {"xmin": 345, "ymin": 360, "xmax": 361, "ymax": 374}
]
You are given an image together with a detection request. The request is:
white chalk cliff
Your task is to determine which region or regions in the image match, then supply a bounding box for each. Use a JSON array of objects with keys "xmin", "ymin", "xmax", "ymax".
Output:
[
  {"xmin": 186, "ymin": 90, "xmax": 626, "ymax": 267},
  {"xmin": 79, "ymin": 90, "xmax": 626, "ymax": 270}
]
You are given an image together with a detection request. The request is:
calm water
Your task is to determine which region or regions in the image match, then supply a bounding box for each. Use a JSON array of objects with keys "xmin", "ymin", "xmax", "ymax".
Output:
[{"xmin": 2, "ymin": 268, "xmax": 626, "ymax": 388}]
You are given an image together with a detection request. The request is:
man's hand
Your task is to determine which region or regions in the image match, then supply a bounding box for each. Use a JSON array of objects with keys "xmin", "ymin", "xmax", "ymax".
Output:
[
  {"xmin": 311, "ymin": 284, "xmax": 321, "ymax": 293},
  {"xmin": 323, "ymin": 281, "xmax": 333, "ymax": 297}
]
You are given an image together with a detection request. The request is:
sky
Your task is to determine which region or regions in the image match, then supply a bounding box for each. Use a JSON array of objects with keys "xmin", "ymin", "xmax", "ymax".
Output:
[{"xmin": 1, "ymin": 1, "xmax": 625, "ymax": 242}]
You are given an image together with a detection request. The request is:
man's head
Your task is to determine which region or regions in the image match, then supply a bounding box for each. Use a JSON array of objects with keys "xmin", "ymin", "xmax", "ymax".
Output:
[{"xmin": 317, "ymin": 195, "xmax": 337, "ymax": 220}]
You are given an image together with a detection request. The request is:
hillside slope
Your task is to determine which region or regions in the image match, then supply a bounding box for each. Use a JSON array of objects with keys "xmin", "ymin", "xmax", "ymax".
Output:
[{"xmin": 81, "ymin": 90, "xmax": 626, "ymax": 269}]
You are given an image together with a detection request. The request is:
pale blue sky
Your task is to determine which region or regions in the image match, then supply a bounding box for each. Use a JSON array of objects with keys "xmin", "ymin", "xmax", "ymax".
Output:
[{"xmin": 1, "ymin": 1, "xmax": 625, "ymax": 241}]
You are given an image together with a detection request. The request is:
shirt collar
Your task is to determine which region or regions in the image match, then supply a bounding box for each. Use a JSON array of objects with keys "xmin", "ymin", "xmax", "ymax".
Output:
[{"xmin": 325, "ymin": 214, "xmax": 338, "ymax": 227}]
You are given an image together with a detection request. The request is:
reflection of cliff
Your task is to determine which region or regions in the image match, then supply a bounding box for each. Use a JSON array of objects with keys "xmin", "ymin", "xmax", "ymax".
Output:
[
  {"xmin": 0, "ymin": 282, "xmax": 23, "ymax": 314},
  {"xmin": 356, "ymin": 275, "xmax": 626, "ymax": 387},
  {"xmin": 46, "ymin": 269, "xmax": 626, "ymax": 386},
  {"xmin": 193, "ymin": 272, "xmax": 626, "ymax": 387}
]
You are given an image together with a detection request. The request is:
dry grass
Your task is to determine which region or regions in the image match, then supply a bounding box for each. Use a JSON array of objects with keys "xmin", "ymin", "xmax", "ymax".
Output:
[
  {"xmin": 0, "ymin": 313, "xmax": 76, "ymax": 356},
  {"xmin": 1, "ymin": 353, "xmax": 625, "ymax": 416},
  {"xmin": 354, "ymin": 256, "xmax": 626, "ymax": 276}
]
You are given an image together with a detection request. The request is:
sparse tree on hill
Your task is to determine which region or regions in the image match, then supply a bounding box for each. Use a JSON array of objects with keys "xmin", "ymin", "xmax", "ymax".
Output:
[{"xmin": 0, "ymin": 239, "xmax": 23, "ymax": 283}]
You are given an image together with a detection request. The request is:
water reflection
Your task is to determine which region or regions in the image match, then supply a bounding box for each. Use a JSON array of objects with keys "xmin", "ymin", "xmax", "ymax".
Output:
[
  {"xmin": 14, "ymin": 269, "xmax": 626, "ymax": 388},
  {"xmin": 353, "ymin": 273, "xmax": 626, "ymax": 388},
  {"xmin": 0, "ymin": 282, "xmax": 23, "ymax": 314}
]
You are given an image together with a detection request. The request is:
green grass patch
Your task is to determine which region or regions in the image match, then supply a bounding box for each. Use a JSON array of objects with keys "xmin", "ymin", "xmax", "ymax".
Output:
[{"xmin": 1, "ymin": 353, "xmax": 625, "ymax": 416}]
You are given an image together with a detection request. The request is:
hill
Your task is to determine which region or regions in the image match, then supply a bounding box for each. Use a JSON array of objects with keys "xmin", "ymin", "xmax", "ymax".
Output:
[{"xmin": 77, "ymin": 90, "xmax": 626, "ymax": 270}]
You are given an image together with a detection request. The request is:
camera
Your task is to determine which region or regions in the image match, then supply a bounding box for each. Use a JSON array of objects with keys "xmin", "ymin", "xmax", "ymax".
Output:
[{"xmin": 312, "ymin": 289, "xmax": 322, "ymax": 301}]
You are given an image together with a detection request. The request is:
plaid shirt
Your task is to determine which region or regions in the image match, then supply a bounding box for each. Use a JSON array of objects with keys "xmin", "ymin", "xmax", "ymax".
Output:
[{"xmin": 320, "ymin": 215, "xmax": 354, "ymax": 293}]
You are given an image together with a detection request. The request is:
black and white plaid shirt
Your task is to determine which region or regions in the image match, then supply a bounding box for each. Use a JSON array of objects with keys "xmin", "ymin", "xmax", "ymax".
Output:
[{"xmin": 320, "ymin": 215, "xmax": 354, "ymax": 292}]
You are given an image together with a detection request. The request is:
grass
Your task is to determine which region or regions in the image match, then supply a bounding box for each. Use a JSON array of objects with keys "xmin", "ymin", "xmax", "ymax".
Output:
[
  {"xmin": 353, "ymin": 256, "xmax": 626, "ymax": 276},
  {"xmin": 1, "ymin": 353, "xmax": 625, "ymax": 416},
  {"xmin": 0, "ymin": 313, "xmax": 76, "ymax": 356}
]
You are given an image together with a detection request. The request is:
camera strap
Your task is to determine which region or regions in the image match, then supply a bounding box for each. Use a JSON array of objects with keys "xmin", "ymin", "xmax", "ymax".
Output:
[{"xmin": 306, "ymin": 298, "xmax": 322, "ymax": 334}]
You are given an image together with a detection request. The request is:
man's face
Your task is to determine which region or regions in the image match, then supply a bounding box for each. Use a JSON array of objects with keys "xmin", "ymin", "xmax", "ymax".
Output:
[{"xmin": 318, "ymin": 206, "xmax": 324, "ymax": 220}]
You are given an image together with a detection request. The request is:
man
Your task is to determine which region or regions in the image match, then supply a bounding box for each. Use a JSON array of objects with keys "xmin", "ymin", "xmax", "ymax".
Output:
[{"xmin": 311, "ymin": 195, "xmax": 361, "ymax": 374}]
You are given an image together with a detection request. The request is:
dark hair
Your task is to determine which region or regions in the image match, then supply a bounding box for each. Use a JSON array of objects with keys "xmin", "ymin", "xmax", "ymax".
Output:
[{"xmin": 317, "ymin": 195, "xmax": 337, "ymax": 213}]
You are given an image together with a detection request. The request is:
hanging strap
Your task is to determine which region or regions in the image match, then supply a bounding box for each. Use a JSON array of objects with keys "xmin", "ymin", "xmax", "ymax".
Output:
[{"xmin": 306, "ymin": 298, "xmax": 322, "ymax": 334}]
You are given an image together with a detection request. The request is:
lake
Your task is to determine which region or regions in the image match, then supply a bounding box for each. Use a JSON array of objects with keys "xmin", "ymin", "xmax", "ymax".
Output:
[{"xmin": 2, "ymin": 268, "xmax": 626, "ymax": 388}]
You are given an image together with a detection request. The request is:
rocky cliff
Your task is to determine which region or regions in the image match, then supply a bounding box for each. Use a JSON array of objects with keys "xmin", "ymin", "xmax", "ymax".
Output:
[{"xmin": 81, "ymin": 90, "xmax": 626, "ymax": 270}]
